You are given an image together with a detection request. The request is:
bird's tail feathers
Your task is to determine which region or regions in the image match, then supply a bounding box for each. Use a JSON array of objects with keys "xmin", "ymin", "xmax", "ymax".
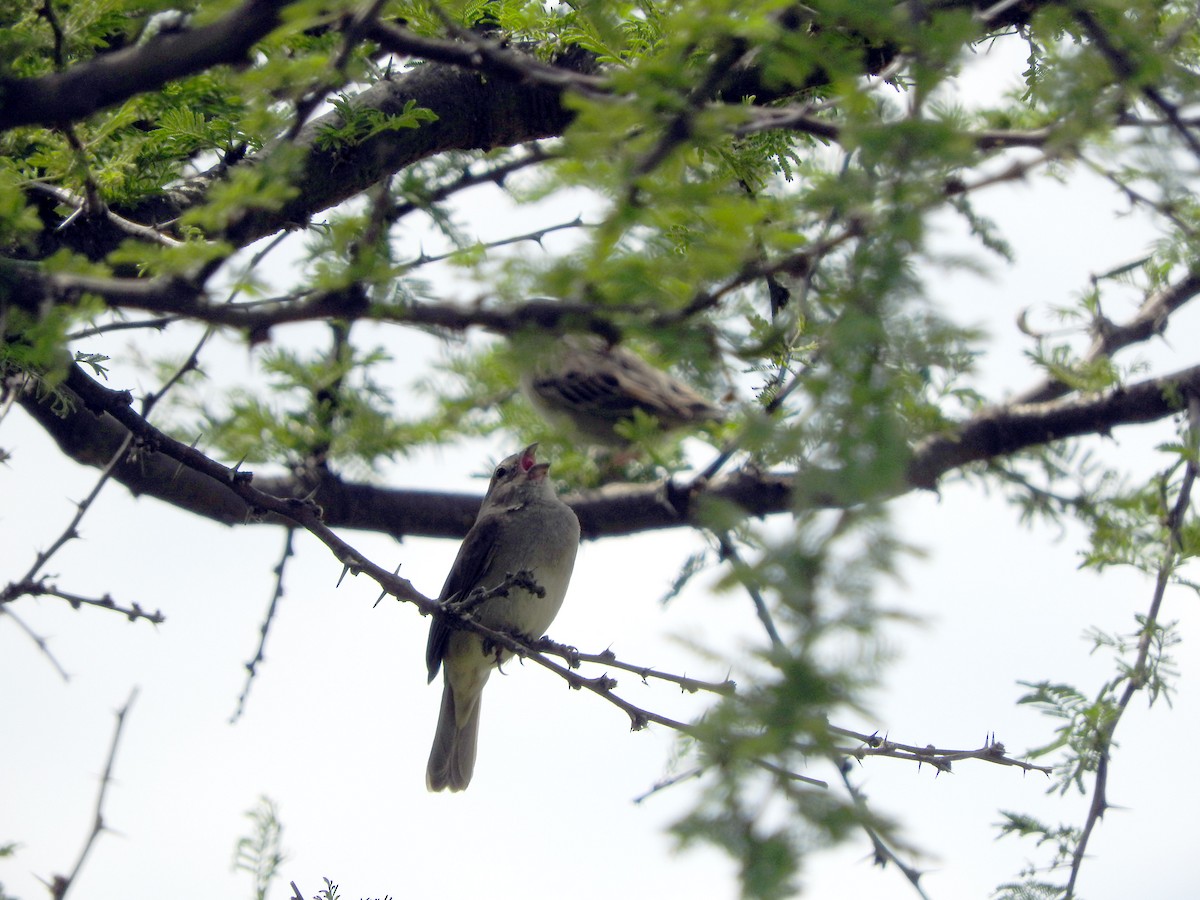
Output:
[{"xmin": 426, "ymin": 681, "xmax": 482, "ymax": 792}]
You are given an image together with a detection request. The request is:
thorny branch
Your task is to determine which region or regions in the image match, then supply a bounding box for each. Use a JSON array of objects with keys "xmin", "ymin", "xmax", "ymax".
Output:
[
  {"xmin": 3, "ymin": 579, "xmax": 163, "ymax": 625},
  {"xmin": 1062, "ymin": 397, "xmax": 1200, "ymax": 898},
  {"xmin": 231, "ymin": 528, "xmax": 295, "ymax": 724},
  {"xmin": 390, "ymin": 143, "xmax": 553, "ymax": 221},
  {"xmin": 426, "ymin": 581, "xmax": 724, "ymax": 731},
  {"xmin": 831, "ymin": 726, "xmax": 1053, "ymax": 776},
  {"xmin": 0, "ymin": 606, "xmax": 69, "ymax": 680},
  {"xmin": 0, "ymin": 424, "xmax": 148, "ymax": 676},
  {"xmin": 25, "ymin": 183, "xmax": 183, "ymax": 247},
  {"xmin": 17, "ymin": 361, "xmax": 724, "ymax": 729},
  {"xmin": 836, "ymin": 764, "xmax": 932, "ymax": 900},
  {"xmin": 1015, "ymin": 270, "xmax": 1200, "ymax": 405},
  {"xmin": 535, "ymin": 635, "xmax": 737, "ymax": 696},
  {"xmin": 407, "ymin": 216, "xmax": 587, "ymax": 267},
  {"xmin": 48, "ymin": 688, "xmax": 137, "ymax": 900}
]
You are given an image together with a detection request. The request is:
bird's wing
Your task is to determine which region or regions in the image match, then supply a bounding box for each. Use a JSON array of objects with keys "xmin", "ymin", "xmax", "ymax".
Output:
[
  {"xmin": 534, "ymin": 345, "xmax": 698, "ymax": 419},
  {"xmin": 610, "ymin": 349, "xmax": 723, "ymax": 423},
  {"xmin": 533, "ymin": 364, "xmax": 630, "ymax": 418},
  {"xmin": 425, "ymin": 515, "xmax": 501, "ymax": 682}
]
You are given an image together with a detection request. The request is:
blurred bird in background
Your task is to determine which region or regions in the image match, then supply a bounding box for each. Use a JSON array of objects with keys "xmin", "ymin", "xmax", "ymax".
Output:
[{"xmin": 519, "ymin": 335, "xmax": 726, "ymax": 446}]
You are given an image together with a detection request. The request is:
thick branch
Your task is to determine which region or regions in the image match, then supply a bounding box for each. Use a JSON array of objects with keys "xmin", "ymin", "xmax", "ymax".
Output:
[
  {"xmin": 13, "ymin": 368, "xmax": 792, "ymax": 537},
  {"xmin": 0, "ymin": 0, "xmax": 292, "ymax": 131},
  {"xmin": 17, "ymin": 359, "xmax": 1200, "ymax": 541},
  {"xmin": 35, "ymin": 0, "xmax": 1045, "ymax": 258},
  {"xmin": 220, "ymin": 51, "xmax": 591, "ymax": 249},
  {"xmin": 907, "ymin": 364, "xmax": 1200, "ymax": 489}
]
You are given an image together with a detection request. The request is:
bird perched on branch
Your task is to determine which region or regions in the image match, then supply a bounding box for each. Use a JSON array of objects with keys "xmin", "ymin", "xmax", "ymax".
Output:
[
  {"xmin": 519, "ymin": 335, "xmax": 725, "ymax": 445},
  {"xmin": 425, "ymin": 443, "xmax": 580, "ymax": 792}
]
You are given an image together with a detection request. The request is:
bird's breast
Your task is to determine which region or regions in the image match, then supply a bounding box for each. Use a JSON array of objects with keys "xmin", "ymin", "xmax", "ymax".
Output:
[{"xmin": 474, "ymin": 504, "xmax": 579, "ymax": 640}]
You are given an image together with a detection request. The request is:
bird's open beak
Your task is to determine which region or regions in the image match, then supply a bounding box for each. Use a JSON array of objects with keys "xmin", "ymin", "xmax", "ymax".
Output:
[
  {"xmin": 520, "ymin": 443, "xmax": 550, "ymax": 481},
  {"xmin": 519, "ymin": 443, "xmax": 539, "ymax": 470}
]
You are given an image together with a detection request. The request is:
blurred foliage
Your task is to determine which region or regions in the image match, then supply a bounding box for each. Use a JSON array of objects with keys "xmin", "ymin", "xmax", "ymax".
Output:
[{"xmin": 233, "ymin": 795, "xmax": 286, "ymax": 900}]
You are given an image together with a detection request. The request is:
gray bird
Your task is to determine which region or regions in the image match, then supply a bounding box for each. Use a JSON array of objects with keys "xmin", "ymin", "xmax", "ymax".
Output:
[
  {"xmin": 519, "ymin": 336, "xmax": 725, "ymax": 445},
  {"xmin": 425, "ymin": 443, "xmax": 580, "ymax": 792}
]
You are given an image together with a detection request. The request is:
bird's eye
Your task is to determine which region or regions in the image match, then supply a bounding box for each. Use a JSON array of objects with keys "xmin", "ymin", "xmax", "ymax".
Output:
[{"xmin": 494, "ymin": 465, "xmax": 508, "ymax": 478}]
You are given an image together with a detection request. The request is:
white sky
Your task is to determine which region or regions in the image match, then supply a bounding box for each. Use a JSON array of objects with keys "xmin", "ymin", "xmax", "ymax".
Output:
[{"xmin": 3, "ymin": 37, "xmax": 1199, "ymax": 900}]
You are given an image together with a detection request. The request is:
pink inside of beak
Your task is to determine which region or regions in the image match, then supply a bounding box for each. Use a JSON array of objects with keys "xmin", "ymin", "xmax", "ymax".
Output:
[{"xmin": 520, "ymin": 447, "xmax": 537, "ymax": 471}]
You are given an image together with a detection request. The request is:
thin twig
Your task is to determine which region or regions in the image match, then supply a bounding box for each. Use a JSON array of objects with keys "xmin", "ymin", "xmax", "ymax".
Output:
[
  {"xmin": 4, "ymin": 579, "xmax": 164, "ymax": 624},
  {"xmin": 975, "ymin": 0, "xmax": 1032, "ymax": 25},
  {"xmin": 830, "ymin": 726, "xmax": 1053, "ymax": 775},
  {"xmin": 408, "ymin": 216, "xmax": 587, "ymax": 267},
  {"xmin": 1062, "ymin": 397, "xmax": 1200, "ymax": 897},
  {"xmin": 715, "ymin": 532, "xmax": 784, "ymax": 650},
  {"xmin": 0, "ymin": 371, "xmax": 19, "ymax": 429},
  {"xmin": 391, "ymin": 143, "xmax": 553, "ymax": 221},
  {"xmin": 0, "ymin": 431, "xmax": 135, "ymax": 654},
  {"xmin": 138, "ymin": 230, "xmax": 290, "ymax": 419},
  {"xmin": 752, "ymin": 757, "xmax": 828, "ymax": 788},
  {"xmin": 278, "ymin": 0, "xmax": 392, "ymax": 145},
  {"xmin": 1014, "ymin": 269, "xmax": 1200, "ymax": 405},
  {"xmin": 231, "ymin": 528, "xmax": 295, "ymax": 723},
  {"xmin": 536, "ymin": 635, "xmax": 737, "ymax": 695},
  {"xmin": 1080, "ymin": 154, "xmax": 1198, "ymax": 238},
  {"xmin": 66, "ymin": 315, "xmax": 180, "ymax": 341},
  {"xmin": 25, "ymin": 183, "xmax": 183, "ymax": 247},
  {"xmin": 0, "ymin": 605, "xmax": 69, "ymax": 680},
  {"xmin": 50, "ymin": 688, "xmax": 138, "ymax": 900},
  {"xmin": 632, "ymin": 766, "xmax": 704, "ymax": 804},
  {"xmin": 836, "ymin": 764, "xmax": 932, "ymax": 900}
]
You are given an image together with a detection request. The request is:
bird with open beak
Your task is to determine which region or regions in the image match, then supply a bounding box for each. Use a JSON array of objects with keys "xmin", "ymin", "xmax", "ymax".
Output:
[{"xmin": 425, "ymin": 443, "xmax": 580, "ymax": 791}]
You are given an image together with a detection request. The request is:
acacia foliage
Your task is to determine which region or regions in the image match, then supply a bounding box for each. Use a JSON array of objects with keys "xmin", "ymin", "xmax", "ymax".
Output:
[{"xmin": 3, "ymin": 1, "xmax": 1200, "ymax": 898}]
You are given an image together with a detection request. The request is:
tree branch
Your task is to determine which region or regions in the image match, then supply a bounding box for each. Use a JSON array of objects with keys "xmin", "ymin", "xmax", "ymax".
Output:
[
  {"xmin": 0, "ymin": 0, "xmax": 292, "ymax": 131},
  {"xmin": 1015, "ymin": 270, "xmax": 1200, "ymax": 405},
  {"xmin": 364, "ymin": 20, "xmax": 608, "ymax": 96},
  {"xmin": 23, "ymin": 0, "xmax": 1051, "ymax": 261},
  {"xmin": 907, "ymin": 363, "xmax": 1200, "ymax": 489},
  {"xmin": 230, "ymin": 528, "xmax": 294, "ymax": 724},
  {"xmin": 219, "ymin": 51, "xmax": 591, "ymax": 250},
  {"xmin": 16, "ymin": 359, "xmax": 1200, "ymax": 542},
  {"xmin": 49, "ymin": 689, "xmax": 137, "ymax": 900},
  {"xmin": 0, "ymin": 260, "xmax": 631, "ymax": 340},
  {"xmin": 0, "ymin": 605, "xmax": 69, "ymax": 680},
  {"xmin": 830, "ymin": 726, "xmax": 1053, "ymax": 776},
  {"xmin": 1063, "ymin": 397, "xmax": 1200, "ymax": 897},
  {"xmin": 3, "ymin": 579, "xmax": 164, "ymax": 625}
]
